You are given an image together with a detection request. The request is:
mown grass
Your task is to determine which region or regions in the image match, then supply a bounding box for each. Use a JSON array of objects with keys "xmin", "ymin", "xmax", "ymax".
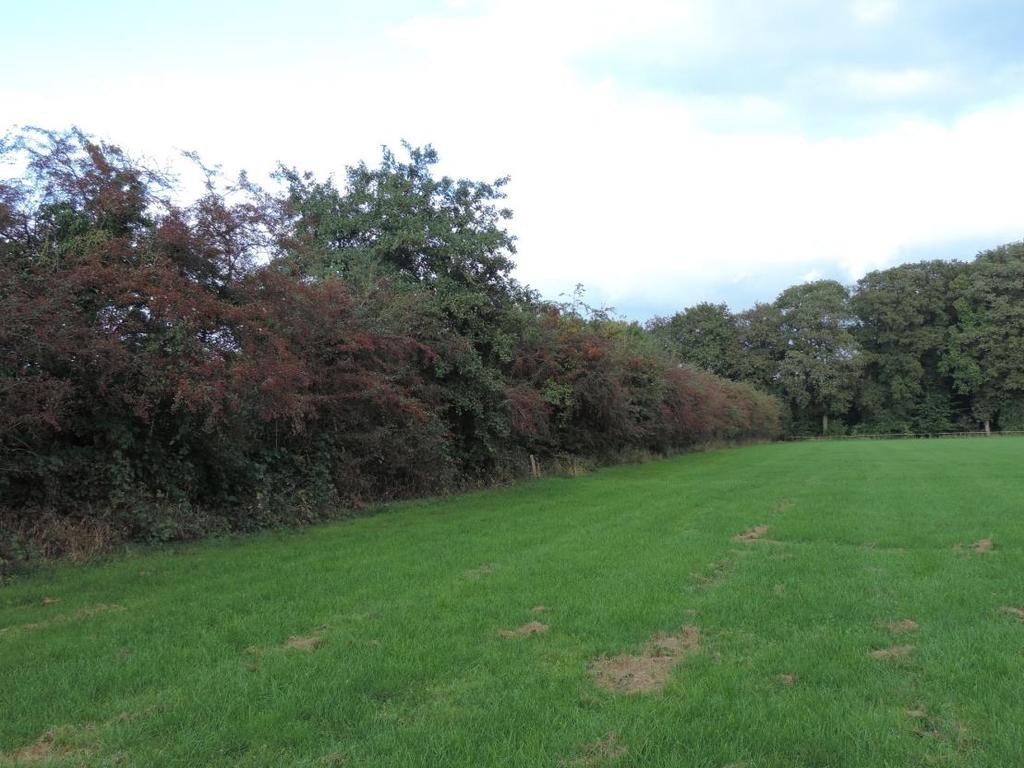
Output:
[{"xmin": 3, "ymin": 438, "xmax": 1024, "ymax": 767}]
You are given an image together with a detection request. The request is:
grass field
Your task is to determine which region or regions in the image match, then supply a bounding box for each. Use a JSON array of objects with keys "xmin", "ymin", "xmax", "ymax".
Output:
[{"xmin": 4, "ymin": 439, "xmax": 1024, "ymax": 767}]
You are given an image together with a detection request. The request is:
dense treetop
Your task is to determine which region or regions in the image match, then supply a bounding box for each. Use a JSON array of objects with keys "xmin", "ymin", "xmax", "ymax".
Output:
[{"xmin": 649, "ymin": 246, "xmax": 1024, "ymax": 435}]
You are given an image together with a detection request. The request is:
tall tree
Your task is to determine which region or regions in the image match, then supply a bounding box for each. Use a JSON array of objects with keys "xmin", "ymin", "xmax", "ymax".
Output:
[
  {"xmin": 774, "ymin": 280, "xmax": 860, "ymax": 434},
  {"xmin": 945, "ymin": 242, "xmax": 1024, "ymax": 432},
  {"xmin": 851, "ymin": 260, "xmax": 963, "ymax": 432},
  {"xmin": 278, "ymin": 144, "xmax": 532, "ymax": 472},
  {"xmin": 646, "ymin": 302, "xmax": 738, "ymax": 376},
  {"xmin": 732, "ymin": 302, "xmax": 786, "ymax": 394},
  {"xmin": 278, "ymin": 143, "xmax": 516, "ymax": 291}
]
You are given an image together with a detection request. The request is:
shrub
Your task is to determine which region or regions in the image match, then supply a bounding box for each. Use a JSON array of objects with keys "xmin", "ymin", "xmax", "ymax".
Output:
[{"xmin": 0, "ymin": 128, "xmax": 783, "ymax": 561}]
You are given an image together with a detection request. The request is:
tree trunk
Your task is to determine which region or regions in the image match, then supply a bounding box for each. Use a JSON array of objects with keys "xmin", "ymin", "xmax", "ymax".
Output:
[
  {"xmin": 984, "ymin": 419, "xmax": 991, "ymax": 435},
  {"xmin": 822, "ymin": 412, "xmax": 829, "ymax": 435}
]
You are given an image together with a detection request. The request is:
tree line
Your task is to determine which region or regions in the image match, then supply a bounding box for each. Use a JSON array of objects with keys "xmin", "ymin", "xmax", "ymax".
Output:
[
  {"xmin": 0, "ymin": 129, "xmax": 780, "ymax": 559},
  {"xmin": 647, "ymin": 244, "xmax": 1024, "ymax": 436}
]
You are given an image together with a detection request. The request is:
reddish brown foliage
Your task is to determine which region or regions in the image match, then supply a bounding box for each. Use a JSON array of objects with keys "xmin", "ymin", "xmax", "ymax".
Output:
[{"xmin": 0, "ymin": 128, "xmax": 780, "ymax": 558}]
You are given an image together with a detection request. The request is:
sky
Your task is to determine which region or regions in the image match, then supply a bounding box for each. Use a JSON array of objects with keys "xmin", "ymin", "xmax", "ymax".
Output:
[{"xmin": 3, "ymin": 0, "xmax": 1024, "ymax": 319}]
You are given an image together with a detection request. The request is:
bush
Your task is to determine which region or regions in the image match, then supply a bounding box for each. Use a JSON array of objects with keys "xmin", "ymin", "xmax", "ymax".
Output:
[{"xmin": 0, "ymin": 128, "xmax": 783, "ymax": 561}]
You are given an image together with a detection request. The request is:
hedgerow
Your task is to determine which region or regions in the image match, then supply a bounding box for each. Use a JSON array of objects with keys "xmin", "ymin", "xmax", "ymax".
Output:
[{"xmin": 0, "ymin": 129, "xmax": 781, "ymax": 560}]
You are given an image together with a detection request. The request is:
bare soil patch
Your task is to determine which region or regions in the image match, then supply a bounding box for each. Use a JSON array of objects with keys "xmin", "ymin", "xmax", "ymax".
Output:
[
  {"xmin": 499, "ymin": 621, "xmax": 548, "ymax": 639},
  {"xmin": 999, "ymin": 606, "xmax": 1024, "ymax": 620},
  {"xmin": 531, "ymin": 605, "xmax": 548, "ymax": 613},
  {"xmin": 733, "ymin": 525, "xmax": 768, "ymax": 543},
  {"xmin": 2, "ymin": 706, "xmax": 161, "ymax": 763},
  {"xmin": 559, "ymin": 733, "xmax": 628, "ymax": 767},
  {"xmin": 5, "ymin": 731, "xmax": 61, "ymax": 764},
  {"xmin": 590, "ymin": 625, "xmax": 700, "ymax": 694},
  {"xmin": 886, "ymin": 619, "xmax": 919, "ymax": 634},
  {"xmin": 286, "ymin": 634, "xmax": 323, "ymax": 652},
  {"xmin": 869, "ymin": 644, "xmax": 914, "ymax": 660},
  {"xmin": 2, "ymin": 727, "xmax": 93, "ymax": 765},
  {"xmin": 953, "ymin": 538, "xmax": 995, "ymax": 556},
  {"xmin": 285, "ymin": 625, "xmax": 328, "ymax": 652},
  {"xmin": 778, "ymin": 673, "xmax": 796, "ymax": 686}
]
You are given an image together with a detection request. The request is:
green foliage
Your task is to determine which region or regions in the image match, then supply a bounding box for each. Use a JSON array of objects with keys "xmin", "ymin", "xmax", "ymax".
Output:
[
  {"xmin": 278, "ymin": 142, "xmax": 516, "ymax": 292},
  {"xmin": 774, "ymin": 281, "xmax": 860, "ymax": 431},
  {"xmin": 650, "ymin": 247, "xmax": 1024, "ymax": 436},
  {"xmin": 910, "ymin": 391, "xmax": 956, "ymax": 433},
  {"xmin": 647, "ymin": 302, "xmax": 738, "ymax": 376},
  {"xmin": 996, "ymin": 397, "xmax": 1024, "ymax": 431},
  {"xmin": 945, "ymin": 242, "xmax": 1024, "ymax": 425},
  {"xmin": 852, "ymin": 261, "xmax": 962, "ymax": 428},
  {"xmin": 0, "ymin": 129, "xmax": 781, "ymax": 557}
]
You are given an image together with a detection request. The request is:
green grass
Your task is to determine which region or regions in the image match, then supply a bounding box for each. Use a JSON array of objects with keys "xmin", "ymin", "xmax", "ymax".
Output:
[{"xmin": 4, "ymin": 439, "xmax": 1024, "ymax": 767}]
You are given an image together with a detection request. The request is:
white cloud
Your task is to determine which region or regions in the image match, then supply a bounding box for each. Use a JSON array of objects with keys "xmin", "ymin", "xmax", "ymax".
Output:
[
  {"xmin": 1, "ymin": 0, "xmax": 1022, "ymax": 316},
  {"xmin": 395, "ymin": 0, "xmax": 708, "ymax": 59},
  {"xmin": 845, "ymin": 67, "xmax": 945, "ymax": 98}
]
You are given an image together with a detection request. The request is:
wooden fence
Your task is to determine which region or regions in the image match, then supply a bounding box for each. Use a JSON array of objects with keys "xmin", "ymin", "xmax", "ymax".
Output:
[{"xmin": 786, "ymin": 430, "xmax": 1024, "ymax": 442}]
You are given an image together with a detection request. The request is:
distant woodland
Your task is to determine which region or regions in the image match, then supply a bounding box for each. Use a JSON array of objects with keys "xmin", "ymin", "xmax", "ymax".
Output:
[{"xmin": 647, "ymin": 244, "xmax": 1024, "ymax": 437}]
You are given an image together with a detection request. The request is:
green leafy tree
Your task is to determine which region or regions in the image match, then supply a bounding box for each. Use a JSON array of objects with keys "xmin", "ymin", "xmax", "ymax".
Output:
[
  {"xmin": 278, "ymin": 144, "xmax": 534, "ymax": 472},
  {"xmin": 278, "ymin": 143, "xmax": 516, "ymax": 290},
  {"xmin": 851, "ymin": 260, "xmax": 963, "ymax": 432},
  {"xmin": 774, "ymin": 280, "xmax": 860, "ymax": 435},
  {"xmin": 732, "ymin": 302, "xmax": 786, "ymax": 393},
  {"xmin": 646, "ymin": 302, "xmax": 738, "ymax": 377},
  {"xmin": 945, "ymin": 242, "xmax": 1024, "ymax": 432}
]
